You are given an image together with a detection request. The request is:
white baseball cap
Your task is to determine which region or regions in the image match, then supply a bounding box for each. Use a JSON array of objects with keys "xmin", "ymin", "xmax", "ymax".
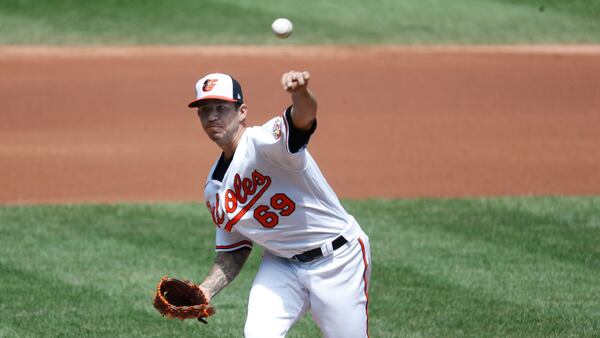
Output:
[{"xmin": 188, "ymin": 73, "xmax": 244, "ymax": 108}]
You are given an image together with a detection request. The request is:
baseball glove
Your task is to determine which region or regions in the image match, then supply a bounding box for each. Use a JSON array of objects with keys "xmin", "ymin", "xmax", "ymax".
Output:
[{"xmin": 153, "ymin": 276, "xmax": 215, "ymax": 323}]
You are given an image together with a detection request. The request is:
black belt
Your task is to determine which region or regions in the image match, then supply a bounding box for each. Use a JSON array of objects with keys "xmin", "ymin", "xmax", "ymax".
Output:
[{"xmin": 292, "ymin": 236, "xmax": 347, "ymax": 263}]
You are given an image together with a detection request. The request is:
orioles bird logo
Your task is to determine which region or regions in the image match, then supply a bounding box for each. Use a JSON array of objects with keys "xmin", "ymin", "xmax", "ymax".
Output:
[{"xmin": 202, "ymin": 79, "xmax": 218, "ymax": 92}]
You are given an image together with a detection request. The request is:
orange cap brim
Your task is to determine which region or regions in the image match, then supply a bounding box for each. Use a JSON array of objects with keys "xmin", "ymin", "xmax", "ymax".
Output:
[{"xmin": 188, "ymin": 96, "xmax": 238, "ymax": 108}]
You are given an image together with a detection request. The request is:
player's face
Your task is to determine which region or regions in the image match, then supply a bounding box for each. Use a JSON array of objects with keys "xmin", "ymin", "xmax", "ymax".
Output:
[{"xmin": 196, "ymin": 100, "xmax": 245, "ymax": 145}]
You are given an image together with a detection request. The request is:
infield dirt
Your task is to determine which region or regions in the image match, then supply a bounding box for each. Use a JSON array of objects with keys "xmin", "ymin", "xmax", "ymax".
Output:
[{"xmin": 1, "ymin": 46, "xmax": 599, "ymax": 203}]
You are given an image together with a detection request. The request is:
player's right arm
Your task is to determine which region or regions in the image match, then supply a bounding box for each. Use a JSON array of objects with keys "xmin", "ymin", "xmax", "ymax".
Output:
[
  {"xmin": 199, "ymin": 247, "xmax": 252, "ymax": 302},
  {"xmin": 281, "ymin": 70, "xmax": 317, "ymax": 131}
]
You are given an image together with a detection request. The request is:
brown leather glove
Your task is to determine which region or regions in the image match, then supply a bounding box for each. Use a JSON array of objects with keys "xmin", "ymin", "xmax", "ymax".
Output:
[{"xmin": 153, "ymin": 276, "xmax": 215, "ymax": 323}]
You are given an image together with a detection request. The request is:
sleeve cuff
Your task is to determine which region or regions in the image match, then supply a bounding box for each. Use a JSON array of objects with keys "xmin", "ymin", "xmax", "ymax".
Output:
[{"xmin": 215, "ymin": 240, "xmax": 253, "ymax": 252}]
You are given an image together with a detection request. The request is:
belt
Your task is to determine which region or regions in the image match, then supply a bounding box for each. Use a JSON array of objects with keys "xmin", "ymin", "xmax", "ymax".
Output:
[{"xmin": 292, "ymin": 236, "xmax": 348, "ymax": 263}]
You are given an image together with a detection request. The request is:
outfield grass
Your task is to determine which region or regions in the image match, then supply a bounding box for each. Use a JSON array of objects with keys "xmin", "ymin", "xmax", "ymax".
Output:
[
  {"xmin": 0, "ymin": 0, "xmax": 599, "ymax": 45},
  {"xmin": 0, "ymin": 197, "xmax": 598, "ymax": 337}
]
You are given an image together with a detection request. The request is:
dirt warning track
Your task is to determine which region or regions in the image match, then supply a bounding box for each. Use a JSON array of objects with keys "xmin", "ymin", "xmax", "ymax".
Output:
[{"xmin": 1, "ymin": 46, "xmax": 599, "ymax": 204}]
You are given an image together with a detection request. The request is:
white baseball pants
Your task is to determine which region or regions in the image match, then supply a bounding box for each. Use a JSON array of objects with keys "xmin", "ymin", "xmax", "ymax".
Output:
[{"xmin": 244, "ymin": 233, "xmax": 371, "ymax": 338}]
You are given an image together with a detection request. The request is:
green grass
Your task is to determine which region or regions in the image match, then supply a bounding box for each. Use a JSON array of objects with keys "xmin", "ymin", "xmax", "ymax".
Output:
[
  {"xmin": 0, "ymin": 0, "xmax": 599, "ymax": 45},
  {"xmin": 1, "ymin": 196, "xmax": 599, "ymax": 337}
]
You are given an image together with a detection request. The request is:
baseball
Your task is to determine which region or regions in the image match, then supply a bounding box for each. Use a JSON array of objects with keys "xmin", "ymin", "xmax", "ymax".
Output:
[{"xmin": 272, "ymin": 18, "xmax": 293, "ymax": 39}]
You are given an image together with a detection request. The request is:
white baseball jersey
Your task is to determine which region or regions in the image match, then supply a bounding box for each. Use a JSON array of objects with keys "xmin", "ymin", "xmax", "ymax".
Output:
[{"xmin": 203, "ymin": 109, "xmax": 361, "ymax": 258}]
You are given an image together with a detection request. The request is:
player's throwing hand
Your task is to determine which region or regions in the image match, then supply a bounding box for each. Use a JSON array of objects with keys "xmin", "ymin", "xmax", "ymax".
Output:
[{"xmin": 282, "ymin": 71, "xmax": 310, "ymax": 92}]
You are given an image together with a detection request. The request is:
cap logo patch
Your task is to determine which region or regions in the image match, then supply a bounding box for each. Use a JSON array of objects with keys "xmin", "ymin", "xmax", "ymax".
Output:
[
  {"xmin": 273, "ymin": 118, "xmax": 283, "ymax": 140},
  {"xmin": 202, "ymin": 79, "xmax": 218, "ymax": 92}
]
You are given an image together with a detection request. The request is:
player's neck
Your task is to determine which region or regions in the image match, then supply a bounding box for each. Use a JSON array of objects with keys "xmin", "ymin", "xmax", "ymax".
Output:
[{"xmin": 221, "ymin": 126, "xmax": 246, "ymax": 160}]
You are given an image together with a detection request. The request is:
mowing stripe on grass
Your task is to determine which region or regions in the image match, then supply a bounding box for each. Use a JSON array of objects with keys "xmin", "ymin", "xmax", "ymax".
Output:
[{"xmin": 1, "ymin": 0, "xmax": 600, "ymax": 44}]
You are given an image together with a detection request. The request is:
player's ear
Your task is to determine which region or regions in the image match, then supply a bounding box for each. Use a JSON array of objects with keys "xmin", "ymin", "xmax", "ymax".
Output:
[{"xmin": 238, "ymin": 104, "xmax": 248, "ymax": 122}]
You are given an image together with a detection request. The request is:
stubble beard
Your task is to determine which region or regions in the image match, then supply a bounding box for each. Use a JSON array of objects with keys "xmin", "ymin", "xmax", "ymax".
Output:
[{"xmin": 208, "ymin": 124, "xmax": 238, "ymax": 149}]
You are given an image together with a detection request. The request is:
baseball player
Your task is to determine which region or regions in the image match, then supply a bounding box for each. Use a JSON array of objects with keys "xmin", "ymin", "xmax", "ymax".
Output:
[{"xmin": 190, "ymin": 71, "xmax": 371, "ymax": 338}]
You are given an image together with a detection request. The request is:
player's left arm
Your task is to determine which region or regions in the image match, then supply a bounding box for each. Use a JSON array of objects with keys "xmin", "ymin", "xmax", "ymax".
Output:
[
  {"xmin": 197, "ymin": 247, "xmax": 252, "ymax": 303},
  {"xmin": 281, "ymin": 71, "xmax": 317, "ymax": 131}
]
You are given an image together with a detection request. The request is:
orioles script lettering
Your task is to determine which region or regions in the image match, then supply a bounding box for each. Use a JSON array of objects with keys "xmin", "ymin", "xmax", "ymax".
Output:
[{"xmin": 206, "ymin": 170, "xmax": 272, "ymax": 231}]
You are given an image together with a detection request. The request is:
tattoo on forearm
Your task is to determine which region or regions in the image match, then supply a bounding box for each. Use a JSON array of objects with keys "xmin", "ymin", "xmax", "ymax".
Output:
[{"xmin": 200, "ymin": 248, "xmax": 251, "ymax": 299}]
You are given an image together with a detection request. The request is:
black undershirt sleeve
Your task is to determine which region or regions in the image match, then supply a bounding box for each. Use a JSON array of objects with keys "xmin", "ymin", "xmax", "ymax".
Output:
[{"xmin": 285, "ymin": 106, "xmax": 317, "ymax": 154}]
